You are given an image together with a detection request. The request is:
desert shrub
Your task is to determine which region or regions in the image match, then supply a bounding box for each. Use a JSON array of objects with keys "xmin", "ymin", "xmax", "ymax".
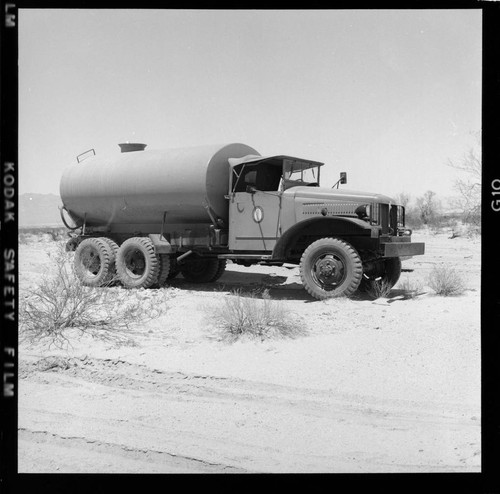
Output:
[
  {"xmin": 364, "ymin": 279, "xmax": 394, "ymax": 299},
  {"xmin": 416, "ymin": 190, "xmax": 442, "ymax": 226},
  {"xmin": 213, "ymin": 289, "xmax": 305, "ymax": 342},
  {"xmin": 20, "ymin": 245, "xmax": 169, "ymax": 348},
  {"xmin": 45, "ymin": 228, "xmax": 67, "ymax": 241},
  {"xmin": 447, "ymin": 132, "xmax": 481, "ymax": 231},
  {"xmin": 405, "ymin": 212, "xmax": 463, "ymax": 235},
  {"xmin": 18, "ymin": 233, "xmax": 33, "ymax": 244},
  {"xmin": 397, "ymin": 276, "xmax": 424, "ymax": 299},
  {"xmin": 462, "ymin": 223, "xmax": 481, "ymax": 238},
  {"xmin": 428, "ymin": 265, "xmax": 465, "ymax": 296},
  {"xmin": 427, "ymin": 214, "xmax": 454, "ymax": 232},
  {"xmin": 446, "ymin": 219, "xmax": 481, "ymax": 239},
  {"xmin": 18, "ymin": 226, "xmax": 67, "ymax": 242}
]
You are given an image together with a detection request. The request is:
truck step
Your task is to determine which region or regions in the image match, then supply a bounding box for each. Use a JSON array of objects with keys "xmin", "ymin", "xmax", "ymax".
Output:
[{"xmin": 217, "ymin": 254, "xmax": 272, "ymax": 260}]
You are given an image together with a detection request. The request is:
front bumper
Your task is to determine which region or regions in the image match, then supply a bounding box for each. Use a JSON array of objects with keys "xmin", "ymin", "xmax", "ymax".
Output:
[{"xmin": 381, "ymin": 241, "xmax": 425, "ymax": 258}]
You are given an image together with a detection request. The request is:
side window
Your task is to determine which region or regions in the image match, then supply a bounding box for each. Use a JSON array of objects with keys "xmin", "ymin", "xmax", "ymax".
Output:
[
  {"xmin": 256, "ymin": 165, "xmax": 282, "ymax": 191},
  {"xmin": 233, "ymin": 163, "xmax": 282, "ymax": 192},
  {"xmin": 233, "ymin": 165, "xmax": 258, "ymax": 192}
]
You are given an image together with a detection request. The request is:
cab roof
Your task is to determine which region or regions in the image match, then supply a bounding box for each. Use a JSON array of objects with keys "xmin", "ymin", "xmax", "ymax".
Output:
[{"xmin": 228, "ymin": 154, "xmax": 324, "ymax": 168}]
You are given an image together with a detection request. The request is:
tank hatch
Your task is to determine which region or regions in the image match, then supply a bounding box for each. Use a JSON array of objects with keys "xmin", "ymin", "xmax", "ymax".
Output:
[{"xmin": 118, "ymin": 142, "xmax": 147, "ymax": 153}]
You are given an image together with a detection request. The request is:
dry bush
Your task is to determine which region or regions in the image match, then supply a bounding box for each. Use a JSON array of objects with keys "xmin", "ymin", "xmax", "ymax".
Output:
[
  {"xmin": 462, "ymin": 223, "xmax": 481, "ymax": 238},
  {"xmin": 447, "ymin": 219, "xmax": 481, "ymax": 239},
  {"xmin": 397, "ymin": 276, "xmax": 424, "ymax": 299},
  {"xmin": 213, "ymin": 289, "xmax": 305, "ymax": 342},
  {"xmin": 18, "ymin": 227, "xmax": 67, "ymax": 243},
  {"xmin": 364, "ymin": 279, "xmax": 394, "ymax": 300},
  {"xmin": 447, "ymin": 131, "xmax": 481, "ymax": 230},
  {"xmin": 20, "ymin": 244, "xmax": 170, "ymax": 349},
  {"xmin": 45, "ymin": 228, "xmax": 67, "ymax": 241},
  {"xmin": 416, "ymin": 190, "xmax": 442, "ymax": 226},
  {"xmin": 428, "ymin": 265, "xmax": 465, "ymax": 296},
  {"xmin": 18, "ymin": 233, "xmax": 33, "ymax": 245}
]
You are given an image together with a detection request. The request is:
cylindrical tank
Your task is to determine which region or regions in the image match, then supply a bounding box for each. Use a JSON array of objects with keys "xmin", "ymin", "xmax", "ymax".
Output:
[{"xmin": 60, "ymin": 143, "xmax": 260, "ymax": 229}]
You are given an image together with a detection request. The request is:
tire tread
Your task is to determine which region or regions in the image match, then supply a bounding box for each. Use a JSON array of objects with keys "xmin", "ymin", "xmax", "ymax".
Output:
[
  {"xmin": 116, "ymin": 237, "xmax": 160, "ymax": 289},
  {"xmin": 299, "ymin": 237, "xmax": 362, "ymax": 300}
]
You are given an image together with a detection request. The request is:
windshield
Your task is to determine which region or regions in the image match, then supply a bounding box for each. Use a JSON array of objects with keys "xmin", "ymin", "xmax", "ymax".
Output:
[{"xmin": 282, "ymin": 159, "xmax": 321, "ymax": 189}]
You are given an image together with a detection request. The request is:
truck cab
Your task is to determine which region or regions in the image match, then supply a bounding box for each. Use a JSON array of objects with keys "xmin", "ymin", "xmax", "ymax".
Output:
[{"xmin": 224, "ymin": 154, "xmax": 424, "ymax": 298}]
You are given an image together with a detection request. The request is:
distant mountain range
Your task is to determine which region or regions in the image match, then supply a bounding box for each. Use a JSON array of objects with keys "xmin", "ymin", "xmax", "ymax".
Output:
[{"xmin": 19, "ymin": 193, "xmax": 63, "ymax": 227}]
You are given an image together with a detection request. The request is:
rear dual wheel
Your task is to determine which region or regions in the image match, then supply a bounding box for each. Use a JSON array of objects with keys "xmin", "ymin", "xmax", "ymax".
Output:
[
  {"xmin": 154, "ymin": 254, "xmax": 183, "ymax": 287},
  {"xmin": 154, "ymin": 256, "xmax": 227, "ymax": 286},
  {"xmin": 74, "ymin": 237, "xmax": 117, "ymax": 287},
  {"xmin": 179, "ymin": 258, "xmax": 226, "ymax": 283},
  {"xmin": 74, "ymin": 237, "xmax": 225, "ymax": 288},
  {"xmin": 115, "ymin": 237, "xmax": 160, "ymax": 289},
  {"xmin": 154, "ymin": 254, "xmax": 172, "ymax": 287}
]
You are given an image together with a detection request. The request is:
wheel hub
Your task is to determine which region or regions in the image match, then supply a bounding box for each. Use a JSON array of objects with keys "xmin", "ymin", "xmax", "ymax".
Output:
[
  {"xmin": 313, "ymin": 254, "xmax": 345, "ymax": 288},
  {"xmin": 82, "ymin": 248, "xmax": 101, "ymax": 275},
  {"xmin": 126, "ymin": 250, "xmax": 146, "ymax": 276}
]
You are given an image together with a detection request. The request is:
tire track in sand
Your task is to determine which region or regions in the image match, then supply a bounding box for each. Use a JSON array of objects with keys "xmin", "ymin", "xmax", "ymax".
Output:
[{"xmin": 19, "ymin": 356, "xmax": 480, "ymax": 472}]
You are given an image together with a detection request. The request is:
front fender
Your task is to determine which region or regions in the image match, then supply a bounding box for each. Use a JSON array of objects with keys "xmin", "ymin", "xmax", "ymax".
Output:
[{"xmin": 272, "ymin": 216, "xmax": 376, "ymax": 259}]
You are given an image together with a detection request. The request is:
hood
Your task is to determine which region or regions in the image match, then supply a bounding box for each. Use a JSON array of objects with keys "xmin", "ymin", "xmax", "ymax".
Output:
[{"xmin": 283, "ymin": 186, "xmax": 396, "ymax": 205}]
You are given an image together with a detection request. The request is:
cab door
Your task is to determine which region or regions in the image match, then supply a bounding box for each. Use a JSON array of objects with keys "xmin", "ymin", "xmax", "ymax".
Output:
[{"xmin": 228, "ymin": 190, "xmax": 282, "ymax": 252}]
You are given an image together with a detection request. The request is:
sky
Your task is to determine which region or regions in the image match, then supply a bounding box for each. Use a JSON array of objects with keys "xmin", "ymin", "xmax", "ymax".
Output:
[{"xmin": 18, "ymin": 9, "xmax": 481, "ymax": 205}]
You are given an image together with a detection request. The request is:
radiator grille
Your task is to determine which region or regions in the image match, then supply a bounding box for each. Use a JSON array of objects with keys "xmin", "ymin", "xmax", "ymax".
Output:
[
  {"xmin": 388, "ymin": 205, "xmax": 405, "ymax": 232},
  {"xmin": 380, "ymin": 203, "xmax": 390, "ymax": 232}
]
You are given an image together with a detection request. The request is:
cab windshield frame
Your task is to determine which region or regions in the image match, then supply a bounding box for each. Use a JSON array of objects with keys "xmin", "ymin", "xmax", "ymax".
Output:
[
  {"xmin": 229, "ymin": 155, "xmax": 324, "ymax": 193},
  {"xmin": 281, "ymin": 158, "xmax": 322, "ymax": 191}
]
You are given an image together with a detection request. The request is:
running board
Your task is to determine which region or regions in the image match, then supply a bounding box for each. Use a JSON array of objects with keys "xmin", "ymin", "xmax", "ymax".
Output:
[{"xmin": 217, "ymin": 254, "xmax": 272, "ymax": 261}]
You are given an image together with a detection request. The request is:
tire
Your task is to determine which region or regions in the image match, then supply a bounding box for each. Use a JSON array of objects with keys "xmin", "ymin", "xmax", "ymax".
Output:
[
  {"xmin": 101, "ymin": 237, "xmax": 119, "ymax": 283},
  {"xmin": 116, "ymin": 237, "xmax": 160, "ymax": 289},
  {"xmin": 179, "ymin": 257, "xmax": 220, "ymax": 283},
  {"xmin": 166, "ymin": 260, "xmax": 180, "ymax": 280},
  {"xmin": 299, "ymin": 238, "xmax": 363, "ymax": 300},
  {"xmin": 101, "ymin": 237, "xmax": 119, "ymax": 257},
  {"xmin": 74, "ymin": 237, "xmax": 115, "ymax": 287},
  {"xmin": 358, "ymin": 257, "xmax": 402, "ymax": 292},
  {"xmin": 154, "ymin": 254, "xmax": 171, "ymax": 287},
  {"xmin": 211, "ymin": 259, "xmax": 227, "ymax": 282}
]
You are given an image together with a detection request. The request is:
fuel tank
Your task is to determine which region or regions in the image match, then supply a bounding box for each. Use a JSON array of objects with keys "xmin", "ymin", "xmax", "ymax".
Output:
[{"xmin": 60, "ymin": 143, "xmax": 259, "ymax": 228}]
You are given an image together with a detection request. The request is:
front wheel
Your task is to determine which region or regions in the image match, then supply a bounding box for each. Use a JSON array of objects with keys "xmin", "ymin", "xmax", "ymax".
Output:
[{"xmin": 300, "ymin": 238, "xmax": 363, "ymax": 300}]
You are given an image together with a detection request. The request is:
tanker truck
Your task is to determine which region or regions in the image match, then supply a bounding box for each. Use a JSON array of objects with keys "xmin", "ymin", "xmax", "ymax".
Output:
[{"xmin": 59, "ymin": 142, "xmax": 425, "ymax": 300}]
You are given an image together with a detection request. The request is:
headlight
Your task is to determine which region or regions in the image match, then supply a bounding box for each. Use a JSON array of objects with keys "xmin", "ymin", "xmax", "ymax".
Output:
[{"xmin": 355, "ymin": 204, "xmax": 371, "ymax": 221}]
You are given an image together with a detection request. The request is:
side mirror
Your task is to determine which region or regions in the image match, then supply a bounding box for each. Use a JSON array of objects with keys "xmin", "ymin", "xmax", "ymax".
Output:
[
  {"xmin": 246, "ymin": 185, "xmax": 256, "ymax": 194},
  {"xmin": 331, "ymin": 172, "xmax": 348, "ymax": 189}
]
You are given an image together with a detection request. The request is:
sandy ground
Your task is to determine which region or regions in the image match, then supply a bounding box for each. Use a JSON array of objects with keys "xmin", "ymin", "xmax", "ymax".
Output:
[{"xmin": 17, "ymin": 229, "xmax": 481, "ymax": 473}]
